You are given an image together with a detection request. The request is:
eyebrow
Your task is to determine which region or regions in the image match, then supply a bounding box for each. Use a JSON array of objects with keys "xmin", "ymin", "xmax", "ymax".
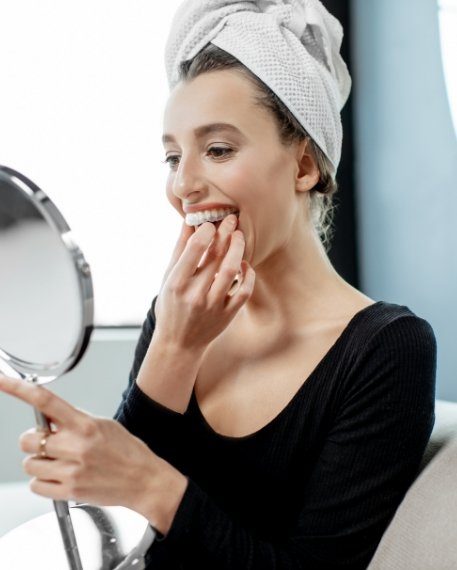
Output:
[{"xmin": 162, "ymin": 122, "xmax": 246, "ymax": 144}]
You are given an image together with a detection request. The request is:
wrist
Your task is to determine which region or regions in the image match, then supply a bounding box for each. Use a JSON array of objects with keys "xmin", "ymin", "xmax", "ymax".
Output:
[
  {"xmin": 136, "ymin": 336, "xmax": 206, "ymax": 414},
  {"xmin": 137, "ymin": 455, "xmax": 189, "ymax": 536},
  {"xmin": 151, "ymin": 331, "xmax": 207, "ymax": 359}
]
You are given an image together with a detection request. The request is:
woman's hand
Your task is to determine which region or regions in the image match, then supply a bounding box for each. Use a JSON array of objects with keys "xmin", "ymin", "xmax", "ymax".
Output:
[
  {"xmin": 154, "ymin": 214, "xmax": 256, "ymax": 351},
  {"xmin": 0, "ymin": 375, "xmax": 188, "ymax": 533}
]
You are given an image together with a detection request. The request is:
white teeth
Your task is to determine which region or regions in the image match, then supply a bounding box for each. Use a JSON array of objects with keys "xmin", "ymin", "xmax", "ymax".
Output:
[{"xmin": 185, "ymin": 207, "xmax": 239, "ymax": 227}]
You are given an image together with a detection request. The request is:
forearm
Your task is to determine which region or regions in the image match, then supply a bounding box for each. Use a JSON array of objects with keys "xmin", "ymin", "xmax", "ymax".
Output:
[
  {"xmin": 123, "ymin": 441, "xmax": 186, "ymax": 538},
  {"xmin": 135, "ymin": 336, "xmax": 206, "ymax": 414},
  {"xmin": 147, "ymin": 464, "xmax": 189, "ymax": 536}
]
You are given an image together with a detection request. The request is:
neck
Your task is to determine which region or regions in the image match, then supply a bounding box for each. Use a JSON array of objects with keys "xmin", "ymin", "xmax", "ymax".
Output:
[{"xmin": 238, "ymin": 220, "xmax": 361, "ymax": 331}]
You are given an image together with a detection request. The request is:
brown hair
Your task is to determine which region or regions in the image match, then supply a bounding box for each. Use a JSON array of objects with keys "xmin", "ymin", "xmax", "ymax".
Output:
[{"xmin": 177, "ymin": 43, "xmax": 339, "ymax": 252}]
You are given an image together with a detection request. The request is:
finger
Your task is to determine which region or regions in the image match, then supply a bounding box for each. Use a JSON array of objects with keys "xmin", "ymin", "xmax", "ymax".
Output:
[
  {"xmin": 0, "ymin": 375, "xmax": 84, "ymax": 428},
  {"xmin": 23, "ymin": 456, "xmax": 74, "ymax": 482},
  {"xmin": 29, "ymin": 477, "xmax": 70, "ymax": 501},
  {"xmin": 208, "ymin": 230, "xmax": 246, "ymax": 301},
  {"xmin": 195, "ymin": 214, "xmax": 237, "ymax": 276},
  {"xmin": 162, "ymin": 220, "xmax": 195, "ymax": 284},
  {"xmin": 225, "ymin": 260, "xmax": 256, "ymax": 311},
  {"xmin": 20, "ymin": 428, "xmax": 56, "ymax": 458},
  {"xmin": 20, "ymin": 429, "xmax": 76, "ymax": 461},
  {"xmin": 169, "ymin": 222, "xmax": 216, "ymax": 281}
]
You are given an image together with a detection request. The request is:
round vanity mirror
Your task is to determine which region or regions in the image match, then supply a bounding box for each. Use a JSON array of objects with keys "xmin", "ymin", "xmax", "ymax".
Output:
[
  {"xmin": 0, "ymin": 166, "xmax": 155, "ymax": 569},
  {"xmin": 0, "ymin": 165, "xmax": 93, "ymax": 383}
]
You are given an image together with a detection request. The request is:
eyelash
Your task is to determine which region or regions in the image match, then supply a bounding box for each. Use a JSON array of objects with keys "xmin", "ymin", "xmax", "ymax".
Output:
[{"xmin": 162, "ymin": 146, "xmax": 233, "ymax": 169}]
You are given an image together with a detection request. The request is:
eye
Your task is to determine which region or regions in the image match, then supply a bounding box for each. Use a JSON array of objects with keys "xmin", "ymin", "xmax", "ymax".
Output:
[
  {"xmin": 162, "ymin": 155, "xmax": 180, "ymax": 169},
  {"xmin": 162, "ymin": 147, "xmax": 233, "ymax": 170},
  {"xmin": 207, "ymin": 146, "xmax": 233, "ymax": 159}
]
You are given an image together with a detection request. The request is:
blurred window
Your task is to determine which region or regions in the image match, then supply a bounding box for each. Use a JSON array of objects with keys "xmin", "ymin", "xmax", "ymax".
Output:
[
  {"xmin": 438, "ymin": 0, "xmax": 457, "ymax": 137},
  {"xmin": 0, "ymin": 1, "xmax": 184, "ymax": 325}
]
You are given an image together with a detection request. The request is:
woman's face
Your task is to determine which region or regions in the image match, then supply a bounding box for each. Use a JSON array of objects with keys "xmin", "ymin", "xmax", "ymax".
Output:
[{"xmin": 162, "ymin": 69, "xmax": 307, "ymax": 268}]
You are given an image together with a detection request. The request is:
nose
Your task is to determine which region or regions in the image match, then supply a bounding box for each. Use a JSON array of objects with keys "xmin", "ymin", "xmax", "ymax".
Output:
[{"xmin": 172, "ymin": 152, "xmax": 207, "ymax": 202}]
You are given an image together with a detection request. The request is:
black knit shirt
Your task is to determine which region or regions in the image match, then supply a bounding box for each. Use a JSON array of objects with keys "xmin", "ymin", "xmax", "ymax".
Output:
[{"xmin": 114, "ymin": 297, "xmax": 437, "ymax": 569}]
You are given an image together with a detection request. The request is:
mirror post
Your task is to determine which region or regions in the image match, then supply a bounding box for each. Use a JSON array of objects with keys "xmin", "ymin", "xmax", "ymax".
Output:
[{"xmin": 27, "ymin": 374, "xmax": 84, "ymax": 570}]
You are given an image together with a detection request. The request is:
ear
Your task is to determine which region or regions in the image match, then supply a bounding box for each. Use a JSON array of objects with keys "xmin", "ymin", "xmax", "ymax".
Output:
[{"xmin": 294, "ymin": 138, "xmax": 320, "ymax": 192}]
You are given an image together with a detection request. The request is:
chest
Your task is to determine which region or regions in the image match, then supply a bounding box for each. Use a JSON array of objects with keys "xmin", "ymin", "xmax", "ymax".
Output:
[{"xmin": 193, "ymin": 321, "xmax": 346, "ymax": 438}]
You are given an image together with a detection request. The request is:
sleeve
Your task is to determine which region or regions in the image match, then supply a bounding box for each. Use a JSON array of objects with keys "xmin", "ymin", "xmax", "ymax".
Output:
[
  {"xmin": 144, "ymin": 315, "xmax": 437, "ymax": 570},
  {"xmin": 113, "ymin": 294, "xmax": 188, "ymax": 467}
]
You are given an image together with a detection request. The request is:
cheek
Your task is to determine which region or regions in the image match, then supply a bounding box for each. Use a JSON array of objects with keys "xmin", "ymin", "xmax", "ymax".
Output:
[
  {"xmin": 166, "ymin": 182, "xmax": 184, "ymax": 217},
  {"xmin": 222, "ymin": 162, "xmax": 262, "ymax": 206},
  {"xmin": 229, "ymin": 151, "xmax": 282, "ymax": 196}
]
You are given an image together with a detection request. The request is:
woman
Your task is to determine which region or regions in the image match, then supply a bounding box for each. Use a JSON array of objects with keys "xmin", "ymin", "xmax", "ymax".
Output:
[{"xmin": 0, "ymin": 1, "xmax": 436, "ymax": 568}]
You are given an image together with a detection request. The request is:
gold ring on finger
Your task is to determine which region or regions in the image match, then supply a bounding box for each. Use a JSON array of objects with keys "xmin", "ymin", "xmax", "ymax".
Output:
[{"xmin": 38, "ymin": 431, "xmax": 52, "ymax": 459}]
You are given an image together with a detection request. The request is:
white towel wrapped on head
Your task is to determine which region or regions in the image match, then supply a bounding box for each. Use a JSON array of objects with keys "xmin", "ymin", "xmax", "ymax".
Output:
[{"xmin": 164, "ymin": 0, "xmax": 351, "ymax": 178}]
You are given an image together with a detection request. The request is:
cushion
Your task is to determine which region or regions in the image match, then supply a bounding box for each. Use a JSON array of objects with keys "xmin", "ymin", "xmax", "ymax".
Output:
[
  {"xmin": 367, "ymin": 434, "xmax": 457, "ymax": 569},
  {"xmin": 420, "ymin": 399, "xmax": 457, "ymax": 471}
]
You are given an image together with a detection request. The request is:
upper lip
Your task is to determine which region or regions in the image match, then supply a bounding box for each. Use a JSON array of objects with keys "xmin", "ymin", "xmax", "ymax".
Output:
[{"xmin": 183, "ymin": 203, "xmax": 239, "ymax": 214}]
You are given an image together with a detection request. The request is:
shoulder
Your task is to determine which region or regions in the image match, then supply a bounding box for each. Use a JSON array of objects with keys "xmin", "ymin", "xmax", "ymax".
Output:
[
  {"xmin": 339, "ymin": 301, "xmax": 437, "ymax": 406},
  {"xmin": 348, "ymin": 300, "xmax": 436, "ymax": 357}
]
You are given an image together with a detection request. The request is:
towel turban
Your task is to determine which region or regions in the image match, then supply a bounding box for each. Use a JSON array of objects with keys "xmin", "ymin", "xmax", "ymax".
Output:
[{"xmin": 164, "ymin": 0, "xmax": 351, "ymax": 178}]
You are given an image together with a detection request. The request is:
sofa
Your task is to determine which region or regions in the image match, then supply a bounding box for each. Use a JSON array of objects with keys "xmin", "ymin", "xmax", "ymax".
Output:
[{"xmin": 367, "ymin": 399, "xmax": 457, "ymax": 569}]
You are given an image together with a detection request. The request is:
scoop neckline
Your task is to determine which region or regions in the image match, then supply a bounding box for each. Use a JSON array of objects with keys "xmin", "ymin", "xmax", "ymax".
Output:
[{"xmin": 189, "ymin": 300, "xmax": 385, "ymax": 442}]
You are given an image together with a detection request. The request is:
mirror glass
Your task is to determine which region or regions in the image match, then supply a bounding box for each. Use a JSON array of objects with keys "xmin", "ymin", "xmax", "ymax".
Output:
[{"xmin": 0, "ymin": 166, "xmax": 93, "ymax": 382}]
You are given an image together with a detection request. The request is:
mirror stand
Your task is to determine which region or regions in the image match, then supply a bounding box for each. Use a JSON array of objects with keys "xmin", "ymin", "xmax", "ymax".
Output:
[{"xmin": 26, "ymin": 373, "xmax": 84, "ymax": 570}]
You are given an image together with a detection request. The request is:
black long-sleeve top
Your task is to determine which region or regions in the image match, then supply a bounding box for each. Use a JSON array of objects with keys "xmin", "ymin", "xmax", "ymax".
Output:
[{"xmin": 114, "ymin": 296, "xmax": 437, "ymax": 569}]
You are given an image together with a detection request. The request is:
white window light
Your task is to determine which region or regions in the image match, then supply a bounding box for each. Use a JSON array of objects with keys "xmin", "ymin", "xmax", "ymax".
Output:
[
  {"xmin": 0, "ymin": 1, "xmax": 185, "ymax": 326},
  {"xmin": 438, "ymin": 0, "xmax": 457, "ymax": 139}
]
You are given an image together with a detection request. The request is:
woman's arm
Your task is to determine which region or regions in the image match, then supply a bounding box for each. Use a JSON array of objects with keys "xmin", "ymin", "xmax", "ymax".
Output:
[
  {"xmin": 114, "ymin": 295, "xmax": 197, "ymax": 465},
  {"xmin": 143, "ymin": 315, "xmax": 437, "ymax": 569},
  {"xmin": 135, "ymin": 337, "xmax": 204, "ymax": 414},
  {"xmin": 134, "ymin": 292, "xmax": 208, "ymax": 413}
]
